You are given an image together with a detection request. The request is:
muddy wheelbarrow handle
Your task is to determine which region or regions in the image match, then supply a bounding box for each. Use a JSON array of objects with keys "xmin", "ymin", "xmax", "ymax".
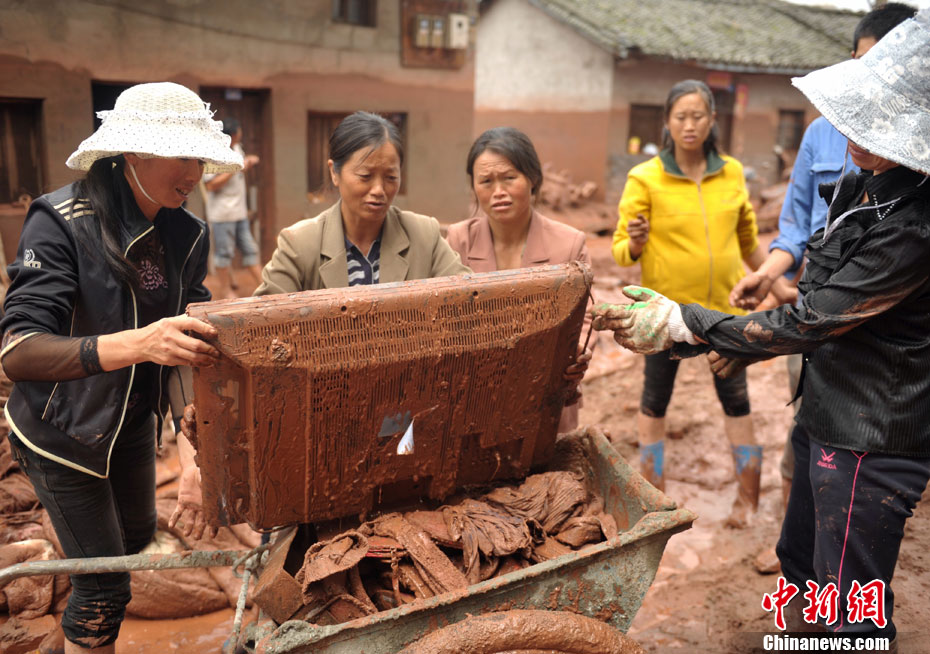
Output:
[{"xmin": 0, "ymin": 549, "xmax": 244, "ymax": 586}]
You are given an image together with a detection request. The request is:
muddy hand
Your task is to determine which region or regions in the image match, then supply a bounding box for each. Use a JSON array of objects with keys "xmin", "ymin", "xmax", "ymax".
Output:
[
  {"xmin": 729, "ymin": 271, "xmax": 773, "ymax": 310},
  {"xmin": 563, "ymin": 345, "xmax": 593, "ymax": 406},
  {"xmin": 169, "ymin": 465, "xmax": 218, "ymax": 541},
  {"xmin": 137, "ymin": 315, "xmax": 220, "ymax": 367},
  {"xmin": 564, "ymin": 345, "xmax": 593, "ymax": 382},
  {"xmin": 590, "ymin": 286, "xmax": 685, "ymax": 355},
  {"xmin": 179, "ymin": 402, "xmax": 198, "ymax": 452},
  {"xmin": 707, "ymin": 351, "xmax": 756, "ymax": 379},
  {"xmin": 589, "ymin": 302, "xmax": 634, "ymax": 332}
]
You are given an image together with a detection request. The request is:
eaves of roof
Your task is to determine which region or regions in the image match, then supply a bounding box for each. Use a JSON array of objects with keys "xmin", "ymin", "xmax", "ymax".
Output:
[{"xmin": 525, "ymin": 0, "xmax": 863, "ymax": 73}]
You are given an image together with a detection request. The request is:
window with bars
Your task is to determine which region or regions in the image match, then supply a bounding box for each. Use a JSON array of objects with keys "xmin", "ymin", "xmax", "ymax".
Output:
[
  {"xmin": 777, "ymin": 109, "xmax": 805, "ymax": 152},
  {"xmin": 776, "ymin": 109, "xmax": 806, "ymax": 179}
]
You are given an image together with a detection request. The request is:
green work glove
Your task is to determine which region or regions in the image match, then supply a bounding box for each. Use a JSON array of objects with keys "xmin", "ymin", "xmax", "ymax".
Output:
[{"xmin": 589, "ymin": 286, "xmax": 695, "ymax": 354}]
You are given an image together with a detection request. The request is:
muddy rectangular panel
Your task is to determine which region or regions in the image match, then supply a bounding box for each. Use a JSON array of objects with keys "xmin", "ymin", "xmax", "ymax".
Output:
[{"xmin": 188, "ymin": 263, "xmax": 591, "ymax": 529}]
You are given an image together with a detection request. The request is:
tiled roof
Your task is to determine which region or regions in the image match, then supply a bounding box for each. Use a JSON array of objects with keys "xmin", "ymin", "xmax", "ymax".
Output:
[{"xmin": 527, "ymin": 0, "xmax": 863, "ymax": 73}]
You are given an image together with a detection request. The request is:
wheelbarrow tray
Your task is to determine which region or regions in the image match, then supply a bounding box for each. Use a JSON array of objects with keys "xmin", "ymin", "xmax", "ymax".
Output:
[{"xmin": 255, "ymin": 428, "xmax": 696, "ymax": 654}]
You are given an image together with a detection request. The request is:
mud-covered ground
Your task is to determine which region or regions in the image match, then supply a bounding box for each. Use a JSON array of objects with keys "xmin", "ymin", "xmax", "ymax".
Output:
[{"xmin": 16, "ymin": 224, "xmax": 930, "ymax": 653}]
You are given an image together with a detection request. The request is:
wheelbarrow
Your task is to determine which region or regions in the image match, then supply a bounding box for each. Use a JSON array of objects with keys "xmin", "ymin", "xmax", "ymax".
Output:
[
  {"xmin": 245, "ymin": 426, "xmax": 695, "ymax": 654},
  {"xmin": 0, "ymin": 428, "xmax": 694, "ymax": 653}
]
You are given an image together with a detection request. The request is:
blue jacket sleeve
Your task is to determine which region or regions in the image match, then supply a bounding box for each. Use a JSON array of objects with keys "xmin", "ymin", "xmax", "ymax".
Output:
[{"xmin": 770, "ymin": 130, "xmax": 816, "ymax": 269}]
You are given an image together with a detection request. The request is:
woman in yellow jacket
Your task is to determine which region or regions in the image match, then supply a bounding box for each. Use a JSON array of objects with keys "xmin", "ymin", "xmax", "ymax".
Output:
[{"xmin": 612, "ymin": 79, "xmax": 765, "ymax": 527}]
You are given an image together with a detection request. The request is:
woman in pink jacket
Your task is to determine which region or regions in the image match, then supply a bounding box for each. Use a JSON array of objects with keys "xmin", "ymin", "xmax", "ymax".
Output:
[{"xmin": 446, "ymin": 127, "xmax": 592, "ymax": 431}]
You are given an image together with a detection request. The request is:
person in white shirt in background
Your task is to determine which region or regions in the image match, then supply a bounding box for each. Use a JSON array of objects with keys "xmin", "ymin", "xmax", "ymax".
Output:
[{"xmin": 203, "ymin": 117, "xmax": 262, "ymax": 298}]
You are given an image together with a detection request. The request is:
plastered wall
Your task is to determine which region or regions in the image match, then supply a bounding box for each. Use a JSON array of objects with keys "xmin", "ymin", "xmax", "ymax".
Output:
[
  {"xmin": 0, "ymin": 0, "xmax": 475, "ymax": 243},
  {"xmin": 474, "ymin": 0, "xmax": 824, "ymax": 202},
  {"xmin": 474, "ymin": 0, "xmax": 613, "ymax": 194}
]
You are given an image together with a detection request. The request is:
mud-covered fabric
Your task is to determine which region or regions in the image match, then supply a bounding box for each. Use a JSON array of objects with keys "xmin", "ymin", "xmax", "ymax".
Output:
[
  {"xmin": 678, "ymin": 167, "xmax": 930, "ymax": 456},
  {"xmin": 5, "ymin": 417, "xmax": 156, "ymax": 648},
  {"xmin": 440, "ymin": 499, "xmax": 534, "ymax": 584},
  {"xmin": 777, "ymin": 423, "xmax": 930, "ymax": 640}
]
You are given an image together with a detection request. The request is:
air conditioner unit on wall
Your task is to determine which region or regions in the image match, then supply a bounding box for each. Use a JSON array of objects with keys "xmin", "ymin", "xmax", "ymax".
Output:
[{"xmin": 445, "ymin": 13, "xmax": 469, "ymax": 49}]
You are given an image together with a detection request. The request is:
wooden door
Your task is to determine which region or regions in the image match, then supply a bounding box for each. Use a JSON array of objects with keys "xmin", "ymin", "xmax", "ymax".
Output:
[{"xmin": 199, "ymin": 87, "xmax": 274, "ymax": 262}]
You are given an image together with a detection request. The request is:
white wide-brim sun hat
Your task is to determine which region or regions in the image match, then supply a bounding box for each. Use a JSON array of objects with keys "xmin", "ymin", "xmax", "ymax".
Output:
[
  {"xmin": 66, "ymin": 82, "xmax": 243, "ymax": 174},
  {"xmin": 792, "ymin": 8, "xmax": 930, "ymax": 177}
]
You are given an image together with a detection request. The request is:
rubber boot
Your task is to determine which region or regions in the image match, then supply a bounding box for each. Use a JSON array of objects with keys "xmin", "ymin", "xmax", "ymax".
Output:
[
  {"xmin": 640, "ymin": 440, "xmax": 665, "ymax": 492},
  {"xmin": 725, "ymin": 443, "xmax": 762, "ymax": 528}
]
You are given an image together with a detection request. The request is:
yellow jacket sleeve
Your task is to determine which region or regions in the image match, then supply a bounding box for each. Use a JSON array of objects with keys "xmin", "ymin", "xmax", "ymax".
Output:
[
  {"xmin": 612, "ymin": 173, "xmax": 651, "ymax": 267},
  {"xmin": 735, "ymin": 178, "xmax": 760, "ymax": 259}
]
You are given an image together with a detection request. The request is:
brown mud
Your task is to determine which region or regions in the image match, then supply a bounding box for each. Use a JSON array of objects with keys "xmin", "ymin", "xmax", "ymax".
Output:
[{"xmin": 4, "ymin": 231, "xmax": 930, "ymax": 652}]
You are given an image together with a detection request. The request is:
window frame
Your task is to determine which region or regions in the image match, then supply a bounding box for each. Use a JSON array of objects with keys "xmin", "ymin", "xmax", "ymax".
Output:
[{"xmin": 331, "ymin": 0, "xmax": 377, "ymax": 27}]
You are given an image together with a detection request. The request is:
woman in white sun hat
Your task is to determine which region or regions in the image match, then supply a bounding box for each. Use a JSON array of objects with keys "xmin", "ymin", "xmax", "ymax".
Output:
[
  {"xmin": 0, "ymin": 82, "xmax": 239, "ymax": 653},
  {"xmin": 592, "ymin": 9, "xmax": 930, "ymax": 647}
]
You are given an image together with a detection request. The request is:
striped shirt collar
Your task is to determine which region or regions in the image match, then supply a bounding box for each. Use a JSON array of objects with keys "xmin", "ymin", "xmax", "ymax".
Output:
[{"xmin": 344, "ymin": 234, "xmax": 381, "ymax": 286}]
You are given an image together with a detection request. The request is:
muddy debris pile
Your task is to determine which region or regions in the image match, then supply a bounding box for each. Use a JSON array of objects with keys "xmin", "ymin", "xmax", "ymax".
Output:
[
  {"xmin": 539, "ymin": 163, "xmax": 598, "ymax": 211},
  {"xmin": 266, "ymin": 470, "xmax": 617, "ymax": 626},
  {"xmin": 0, "ymin": 424, "xmax": 261, "ymax": 654},
  {"xmin": 753, "ymin": 180, "xmax": 789, "ymax": 233},
  {"xmin": 536, "ymin": 163, "xmax": 615, "ymax": 236}
]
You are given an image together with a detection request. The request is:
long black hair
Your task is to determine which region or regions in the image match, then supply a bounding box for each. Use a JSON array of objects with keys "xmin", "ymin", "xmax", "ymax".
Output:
[
  {"xmin": 72, "ymin": 155, "xmax": 138, "ymax": 290},
  {"xmin": 661, "ymin": 79, "xmax": 719, "ymax": 157}
]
